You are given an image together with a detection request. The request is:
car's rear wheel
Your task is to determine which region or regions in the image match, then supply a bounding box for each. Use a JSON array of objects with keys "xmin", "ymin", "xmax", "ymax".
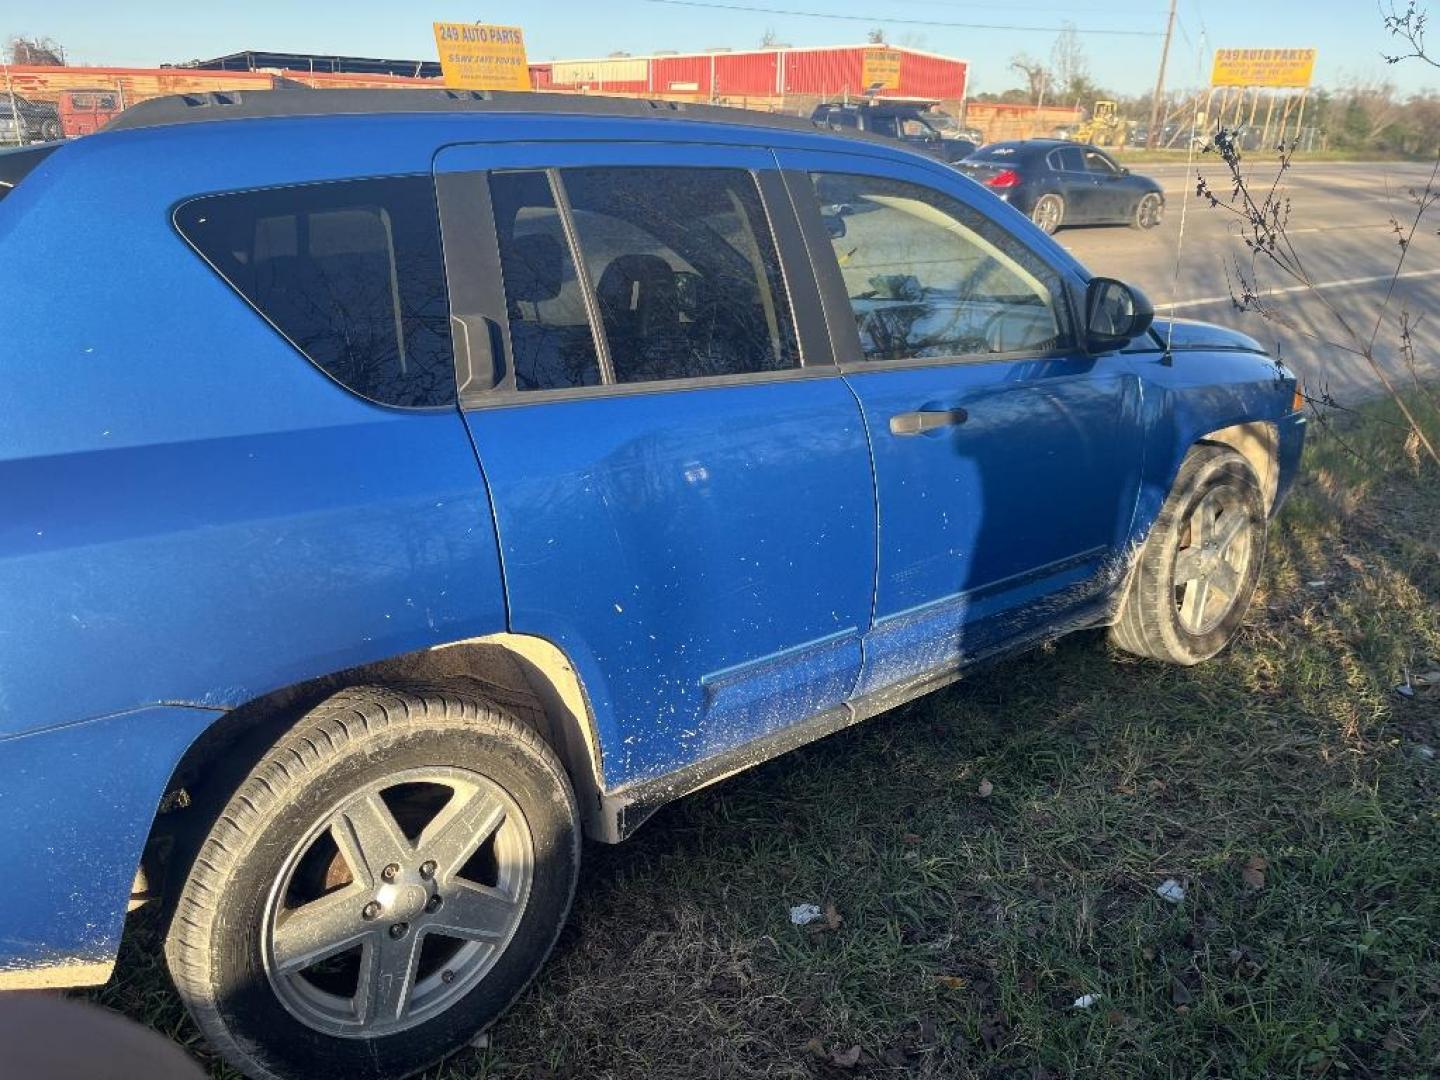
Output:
[
  {"xmin": 1110, "ymin": 445, "xmax": 1267, "ymax": 665},
  {"xmin": 165, "ymin": 684, "xmax": 580, "ymax": 1080},
  {"xmin": 1132, "ymin": 192, "xmax": 1164, "ymax": 229},
  {"xmin": 1031, "ymin": 193, "xmax": 1065, "ymax": 234}
]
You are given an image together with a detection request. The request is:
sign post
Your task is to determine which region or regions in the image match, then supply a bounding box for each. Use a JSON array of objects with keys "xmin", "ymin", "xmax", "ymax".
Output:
[{"xmin": 432, "ymin": 22, "xmax": 531, "ymax": 91}]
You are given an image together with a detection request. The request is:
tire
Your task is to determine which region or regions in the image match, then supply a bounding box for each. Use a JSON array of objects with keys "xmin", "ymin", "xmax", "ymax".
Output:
[
  {"xmin": 1110, "ymin": 445, "xmax": 1267, "ymax": 665},
  {"xmin": 165, "ymin": 684, "xmax": 581, "ymax": 1080},
  {"xmin": 1132, "ymin": 192, "xmax": 1164, "ymax": 230},
  {"xmin": 39, "ymin": 118, "xmax": 62, "ymax": 142},
  {"xmin": 1031, "ymin": 193, "xmax": 1065, "ymax": 235}
]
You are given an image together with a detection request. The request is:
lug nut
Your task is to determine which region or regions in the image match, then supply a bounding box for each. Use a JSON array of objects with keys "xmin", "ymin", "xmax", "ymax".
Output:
[
  {"xmin": 419, "ymin": 860, "xmax": 437, "ymax": 879},
  {"xmin": 425, "ymin": 895, "xmax": 444, "ymax": 914},
  {"xmin": 441, "ymin": 969, "xmax": 455, "ymax": 984},
  {"xmin": 381, "ymin": 863, "xmax": 399, "ymax": 882},
  {"xmin": 389, "ymin": 922, "xmax": 409, "ymax": 939},
  {"xmin": 361, "ymin": 901, "xmax": 381, "ymax": 921}
]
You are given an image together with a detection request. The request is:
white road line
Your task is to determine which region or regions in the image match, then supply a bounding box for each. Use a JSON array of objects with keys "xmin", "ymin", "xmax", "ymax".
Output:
[{"xmin": 1167, "ymin": 267, "xmax": 1440, "ymax": 309}]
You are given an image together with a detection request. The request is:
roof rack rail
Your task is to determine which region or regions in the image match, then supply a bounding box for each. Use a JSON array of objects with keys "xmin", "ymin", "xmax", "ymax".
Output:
[{"xmin": 101, "ymin": 87, "xmax": 830, "ymax": 137}]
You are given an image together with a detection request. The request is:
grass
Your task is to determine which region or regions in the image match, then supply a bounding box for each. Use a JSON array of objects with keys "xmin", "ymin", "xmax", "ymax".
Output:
[
  {"xmin": 90, "ymin": 394, "xmax": 1440, "ymax": 1079},
  {"xmin": 1111, "ymin": 147, "xmax": 1431, "ymax": 165}
]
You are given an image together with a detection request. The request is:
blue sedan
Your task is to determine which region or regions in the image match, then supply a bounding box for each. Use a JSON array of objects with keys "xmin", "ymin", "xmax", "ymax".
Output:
[{"xmin": 958, "ymin": 139, "xmax": 1166, "ymax": 234}]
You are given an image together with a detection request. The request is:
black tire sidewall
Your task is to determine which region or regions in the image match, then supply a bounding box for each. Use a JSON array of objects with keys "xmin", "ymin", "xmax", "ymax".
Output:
[
  {"xmin": 1151, "ymin": 453, "xmax": 1267, "ymax": 664},
  {"xmin": 201, "ymin": 721, "xmax": 578, "ymax": 1080}
]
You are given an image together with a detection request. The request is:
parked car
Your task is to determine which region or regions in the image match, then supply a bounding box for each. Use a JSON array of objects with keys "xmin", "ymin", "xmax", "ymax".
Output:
[
  {"xmin": 58, "ymin": 87, "xmax": 124, "ymax": 137},
  {"xmin": 0, "ymin": 91, "xmax": 61, "ymax": 144},
  {"xmin": 811, "ymin": 100, "xmax": 976, "ymax": 161},
  {"xmin": 0, "ymin": 90, "xmax": 1304, "ymax": 1080},
  {"xmin": 958, "ymin": 139, "xmax": 1166, "ymax": 234}
]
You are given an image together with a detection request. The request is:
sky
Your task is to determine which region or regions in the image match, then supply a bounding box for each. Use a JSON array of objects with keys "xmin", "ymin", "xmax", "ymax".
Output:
[{"xmin": 4, "ymin": 0, "xmax": 1436, "ymax": 98}]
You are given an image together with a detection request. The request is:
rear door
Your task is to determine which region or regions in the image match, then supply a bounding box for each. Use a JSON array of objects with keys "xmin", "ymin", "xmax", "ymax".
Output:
[
  {"xmin": 1046, "ymin": 145, "xmax": 1103, "ymax": 221},
  {"xmin": 779, "ymin": 147, "xmax": 1143, "ymax": 697},
  {"xmin": 434, "ymin": 143, "xmax": 876, "ymax": 785}
]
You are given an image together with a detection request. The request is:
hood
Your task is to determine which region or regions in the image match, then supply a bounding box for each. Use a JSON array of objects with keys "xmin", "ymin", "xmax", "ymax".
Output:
[{"xmin": 1144, "ymin": 317, "xmax": 1265, "ymax": 354}]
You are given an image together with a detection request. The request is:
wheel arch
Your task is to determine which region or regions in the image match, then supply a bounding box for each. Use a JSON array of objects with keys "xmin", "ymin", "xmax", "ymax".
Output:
[
  {"xmin": 149, "ymin": 635, "xmax": 612, "ymax": 908},
  {"xmin": 1196, "ymin": 419, "xmax": 1280, "ymax": 511}
]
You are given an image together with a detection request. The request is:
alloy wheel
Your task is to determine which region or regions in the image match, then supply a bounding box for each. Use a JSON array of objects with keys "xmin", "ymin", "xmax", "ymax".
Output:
[
  {"xmin": 1172, "ymin": 486, "xmax": 1255, "ymax": 635},
  {"xmin": 261, "ymin": 766, "xmax": 534, "ymax": 1038}
]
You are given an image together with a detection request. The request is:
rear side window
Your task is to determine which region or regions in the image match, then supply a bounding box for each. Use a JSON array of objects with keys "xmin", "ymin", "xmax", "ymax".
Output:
[
  {"xmin": 175, "ymin": 177, "xmax": 455, "ymax": 408},
  {"xmin": 486, "ymin": 166, "xmax": 799, "ymax": 390}
]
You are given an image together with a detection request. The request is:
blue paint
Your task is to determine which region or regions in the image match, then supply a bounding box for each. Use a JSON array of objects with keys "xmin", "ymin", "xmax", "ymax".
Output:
[{"xmin": 0, "ymin": 104, "xmax": 1303, "ymax": 983}]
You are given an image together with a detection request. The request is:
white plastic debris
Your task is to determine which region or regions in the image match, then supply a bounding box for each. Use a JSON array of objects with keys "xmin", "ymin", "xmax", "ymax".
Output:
[
  {"xmin": 789, "ymin": 903, "xmax": 824, "ymax": 926},
  {"xmin": 469, "ymin": 1031, "xmax": 491, "ymax": 1049},
  {"xmin": 1072, "ymin": 994, "xmax": 1101, "ymax": 1009},
  {"xmin": 1156, "ymin": 879, "xmax": 1186, "ymax": 904}
]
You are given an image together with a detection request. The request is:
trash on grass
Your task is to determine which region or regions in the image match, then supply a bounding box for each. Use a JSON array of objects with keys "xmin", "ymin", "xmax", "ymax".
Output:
[
  {"xmin": 1072, "ymin": 993, "xmax": 1101, "ymax": 1009},
  {"xmin": 789, "ymin": 903, "xmax": 823, "ymax": 926},
  {"xmin": 977, "ymin": 778, "xmax": 994, "ymax": 798},
  {"xmin": 1156, "ymin": 879, "xmax": 1186, "ymax": 904}
]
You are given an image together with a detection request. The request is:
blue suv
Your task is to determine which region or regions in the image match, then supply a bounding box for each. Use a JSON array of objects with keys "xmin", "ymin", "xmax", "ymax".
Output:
[{"xmin": 0, "ymin": 90, "xmax": 1304, "ymax": 1079}]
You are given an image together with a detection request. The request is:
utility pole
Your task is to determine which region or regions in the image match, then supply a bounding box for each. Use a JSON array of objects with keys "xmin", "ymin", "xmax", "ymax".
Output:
[{"xmin": 1146, "ymin": 0, "xmax": 1178, "ymax": 149}]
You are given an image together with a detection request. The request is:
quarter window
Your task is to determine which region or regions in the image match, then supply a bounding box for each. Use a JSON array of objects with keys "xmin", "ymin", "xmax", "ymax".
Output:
[
  {"xmin": 810, "ymin": 172, "xmax": 1067, "ymax": 362},
  {"xmin": 174, "ymin": 177, "xmax": 455, "ymax": 408}
]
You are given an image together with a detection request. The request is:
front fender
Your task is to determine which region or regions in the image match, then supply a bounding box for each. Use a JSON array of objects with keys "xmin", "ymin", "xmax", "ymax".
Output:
[{"xmin": 1124, "ymin": 346, "xmax": 1302, "ymax": 553}]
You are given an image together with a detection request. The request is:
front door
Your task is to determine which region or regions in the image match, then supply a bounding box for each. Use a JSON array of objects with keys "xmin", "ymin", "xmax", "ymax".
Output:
[
  {"xmin": 780, "ymin": 149, "xmax": 1143, "ymax": 698},
  {"xmin": 434, "ymin": 143, "xmax": 877, "ymax": 786}
]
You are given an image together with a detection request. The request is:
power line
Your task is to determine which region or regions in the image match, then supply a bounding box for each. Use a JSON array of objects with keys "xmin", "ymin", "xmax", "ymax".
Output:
[{"xmin": 640, "ymin": 0, "xmax": 1166, "ymax": 37}]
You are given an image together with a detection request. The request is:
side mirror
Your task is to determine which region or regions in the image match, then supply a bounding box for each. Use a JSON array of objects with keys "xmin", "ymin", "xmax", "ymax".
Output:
[{"xmin": 1085, "ymin": 277, "xmax": 1153, "ymax": 352}]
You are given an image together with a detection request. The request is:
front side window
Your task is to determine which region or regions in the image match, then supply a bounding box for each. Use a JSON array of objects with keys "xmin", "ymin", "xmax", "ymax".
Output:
[
  {"xmin": 810, "ymin": 172, "xmax": 1067, "ymax": 362},
  {"xmin": 175, "ymin": 176, "xmax": 455, "ymax": 407},
  {"xmin": 1083, "ymin": 149, "xmax": 1122, "ymax": 175}
]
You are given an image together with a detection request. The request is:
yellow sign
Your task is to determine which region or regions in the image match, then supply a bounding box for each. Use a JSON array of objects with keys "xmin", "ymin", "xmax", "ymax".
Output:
[
  {"xmin": 1210, "ymin": 48, "xmax": 1316, "ymax": 88},
  {"xmin": 861, "ymin": 49, "xmax": 902, "ymax": 92},
  {"xmin": 433, "ymin": 22, "xmax": 531, "ymax": 91}
]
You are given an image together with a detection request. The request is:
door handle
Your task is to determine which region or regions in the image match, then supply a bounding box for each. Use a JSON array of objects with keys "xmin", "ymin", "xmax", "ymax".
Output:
[{"xmin": 889, "ymin": 407, "xmax": 968, "ymax": 436}]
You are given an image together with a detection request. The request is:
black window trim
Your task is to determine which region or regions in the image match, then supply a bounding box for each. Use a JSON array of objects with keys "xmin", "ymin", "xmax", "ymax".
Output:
[
  {"xmin": 781, "ymin": 167, "xmax": 1084, "ymax": 374},
  {"xmin": 171, "ymin": 172, "xmax": 460, "ymax": 412},
  {"xmin": 440, "ymin": 161, "xmax": 831, "ymax": 410}
]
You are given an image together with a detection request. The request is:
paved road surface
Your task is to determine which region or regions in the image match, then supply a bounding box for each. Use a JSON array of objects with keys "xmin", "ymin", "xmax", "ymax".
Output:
[{"xmin": 1053, "ymin": 160, "xmax": 1440, "ymax": 403}]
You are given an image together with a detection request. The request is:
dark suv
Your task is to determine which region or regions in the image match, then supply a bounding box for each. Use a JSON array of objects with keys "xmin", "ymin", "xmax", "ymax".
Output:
[
  {"xmin": 0, "ymin": 91, "xmax": 62, "ymax": 145},
  {"xmin": 811, "ymin": 100, "xmax": 977, "ymax": 161},
  {"xmin": 0, "ymin": 90, "xmax": 1303, "ymax": 1080}
]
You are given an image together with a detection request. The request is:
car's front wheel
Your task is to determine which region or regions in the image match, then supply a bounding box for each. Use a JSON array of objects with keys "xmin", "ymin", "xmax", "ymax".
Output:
[
  {"xmin": 165, "ymin": 684, "xmax": 581, "ymax": 1080},
  {"xmin": 1110, "ymin": 444, "xmax": 1267, "ymax": 665}
]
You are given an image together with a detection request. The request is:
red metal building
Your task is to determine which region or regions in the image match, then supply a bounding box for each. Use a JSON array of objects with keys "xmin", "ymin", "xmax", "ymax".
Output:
[{"xmin": 529, "ymin": 44, "xmax": 968, "ymax": 104}]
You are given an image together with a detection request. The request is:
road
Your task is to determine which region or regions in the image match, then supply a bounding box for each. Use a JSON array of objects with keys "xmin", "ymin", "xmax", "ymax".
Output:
[{"xmin": 1054, "ymin": 160, "xmax": 1440, "ymax": 403}]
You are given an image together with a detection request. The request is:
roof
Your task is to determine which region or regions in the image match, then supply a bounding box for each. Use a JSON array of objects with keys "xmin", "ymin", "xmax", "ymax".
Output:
[
  {"xmin": 182, "ymin": 50, "xmax": 441, "ymax": 78},
  {"xmin": 535, "ymin": 43, "xmax": 969, "ymax": 66},
  {"xmin": 101, "ymin": 87, "xmax": 849, "ymax": 138}
]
